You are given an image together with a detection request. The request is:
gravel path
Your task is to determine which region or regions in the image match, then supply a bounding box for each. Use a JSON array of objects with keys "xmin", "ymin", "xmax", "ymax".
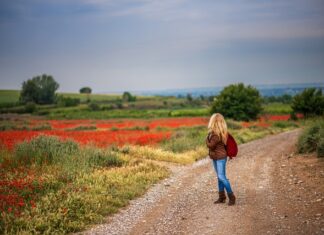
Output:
[{"xmin": 81, "ymin": 129, "xmax": 324, "ymax": 235}]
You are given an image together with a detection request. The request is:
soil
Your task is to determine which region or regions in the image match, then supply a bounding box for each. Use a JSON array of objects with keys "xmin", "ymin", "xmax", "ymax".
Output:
[{"xmin": 82, "ymin": 129, "xmax": 324, "ymax": 235}]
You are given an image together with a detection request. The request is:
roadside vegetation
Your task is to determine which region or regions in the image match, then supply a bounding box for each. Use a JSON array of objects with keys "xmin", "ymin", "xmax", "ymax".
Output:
[
  {"xmin": 0, "ymin": 136, "xmax": 168, "ymax": 234},
  {"xmin": 297, "ymin": 118, "xmax": 324, "ymax": 158}
]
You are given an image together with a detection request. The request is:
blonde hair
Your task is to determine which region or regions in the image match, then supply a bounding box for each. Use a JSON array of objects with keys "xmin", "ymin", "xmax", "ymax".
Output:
[{"xmin": 208, "ymin": 113, "xmax": 228, "ymax": 144}]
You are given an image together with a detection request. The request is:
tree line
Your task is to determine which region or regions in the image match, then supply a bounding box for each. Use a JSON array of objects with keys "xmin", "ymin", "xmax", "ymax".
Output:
[{"xmin": 19, "ymin": 74, "xmax": 324, "ymax": 121}]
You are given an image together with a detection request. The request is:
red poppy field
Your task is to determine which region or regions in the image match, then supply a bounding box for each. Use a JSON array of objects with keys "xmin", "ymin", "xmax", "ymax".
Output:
[
  {"xmin": 0, "ymin": 117, "xmax": 209, "ymax": 149},
  {"xmin": 0, "ymin": 115, "xmax": 302, "ymax": 234},
  {"xmin": 0, "ymin": 115, "xmax": 303, "ymax": 150}
]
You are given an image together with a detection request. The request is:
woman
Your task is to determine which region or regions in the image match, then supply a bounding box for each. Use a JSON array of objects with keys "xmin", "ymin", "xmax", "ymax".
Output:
[{"xmin": 206, "ymin": 113, "xmax": 236, "ymax": 205}]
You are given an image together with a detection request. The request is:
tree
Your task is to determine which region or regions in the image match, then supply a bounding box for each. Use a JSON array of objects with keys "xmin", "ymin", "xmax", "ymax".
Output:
[
  {"xmin": 291, "ymin": 88, "xmax": 324, "ymax": 117},
  {"xmin": 186, "ymin": 93, "xmax": 193, "ymax": 102},
  {"xmin": 122, "ymin": 91, "xmax": 136, "ymax": 102},
  {"xmin": 263, "ymin": 94, "xmax": 293, "ymax": 104},
  {"xmin": 20, "ymin": 74, "xmax": 59, "ymax": 104},
  {"xmin": 79, "ymin": 87, "xmax": 92, "ymax": 103},
  {"xmin": 79, "ymin": 87, "xmax": 92, "ymax": 94},
  {"xmin": 19, "ymin": 80, "xmax": 39, "ymax": 104},
  {"xmin": 211, "ymin": 83, "xmax": 263, "ymax": 121}
]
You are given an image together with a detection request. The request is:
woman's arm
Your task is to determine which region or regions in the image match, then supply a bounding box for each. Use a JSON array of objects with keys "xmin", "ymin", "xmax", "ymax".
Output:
[{"xmin": 206, "ymin": 134, "xmax": 220, "ymax": 149}]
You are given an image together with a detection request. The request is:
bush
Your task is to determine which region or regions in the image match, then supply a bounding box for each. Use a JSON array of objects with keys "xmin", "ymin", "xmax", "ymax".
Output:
[
  {"xmin": 290, "ymin": 111, "xmax": 298, "ymax": 121},
  {"xmin": 211, "ymin": 83, "xmax": 263, "ymax": 121},
  {"xmin": 297, "ymin": 120, "xmax": 324, "ymax": 157},
  {"xmin": 122, "ymin": 91, "xmax": 136, "ymax": 102},
  {"xmin": 317, "ymin": 138, "xmax": 324, "ymax": 158},
  {"xmin": 88, "ymin": 102, "xmax": 100, "ymax": 111},
  {"xmin": 25, "ymin": 102, "xmax": 37, "ymax": 113},
  {"xmin": 57, "ymin": 96, "xmax": 80, "ymax": 107},
  {"xmin": 291, "ymin": 88, "xmax": 324, "ymax": 117},
  {"xmin": 14, "ymin": 135, "xmax": 79, "ymax": 165}
]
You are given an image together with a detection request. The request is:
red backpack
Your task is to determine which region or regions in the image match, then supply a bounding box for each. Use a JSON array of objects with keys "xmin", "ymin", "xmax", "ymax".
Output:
[{"xmin": 225, "ymin": 133, "xmax": 238, "ymax": 158}]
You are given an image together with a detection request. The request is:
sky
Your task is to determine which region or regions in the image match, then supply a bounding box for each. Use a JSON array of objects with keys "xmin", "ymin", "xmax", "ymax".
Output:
[{"xmin": 0, "ymin": 0, "xmax": 324, "ymax": 93}]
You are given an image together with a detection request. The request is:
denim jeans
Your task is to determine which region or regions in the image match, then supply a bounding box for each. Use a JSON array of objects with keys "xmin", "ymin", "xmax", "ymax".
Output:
[{"xmin": 212, "ymin": 158, "xmax": 233, "ymax": 194}]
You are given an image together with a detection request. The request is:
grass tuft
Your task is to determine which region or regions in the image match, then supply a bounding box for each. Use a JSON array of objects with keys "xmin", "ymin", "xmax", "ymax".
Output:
[{"xmin": 14, "ymin": 135, "xmax": 79, "ymax": 165}]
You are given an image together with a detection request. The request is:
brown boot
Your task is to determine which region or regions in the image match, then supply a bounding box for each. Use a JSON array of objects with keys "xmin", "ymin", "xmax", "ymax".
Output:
[
  {"xmin": 214, "ymin": 191, "xmax": 226, "ymax": 204},
  {"xmin": 228, "ymin": 192, "xmax": 236, "ymax": 206}
]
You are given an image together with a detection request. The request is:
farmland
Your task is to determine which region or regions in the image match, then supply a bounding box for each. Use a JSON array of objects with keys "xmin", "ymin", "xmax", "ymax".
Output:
[
  {"xmin": 0, "ymin": 88, "xmax": 306, "ymax": 234},
  {"xmin": 0, "ymin": 112, "xmax": 303, "ymax": 234}
]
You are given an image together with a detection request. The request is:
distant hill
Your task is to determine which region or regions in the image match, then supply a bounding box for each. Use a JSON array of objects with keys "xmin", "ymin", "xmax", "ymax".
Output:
[{"xmin": 133, "ymin": 83, "xmax": 324, "ymax": 98}]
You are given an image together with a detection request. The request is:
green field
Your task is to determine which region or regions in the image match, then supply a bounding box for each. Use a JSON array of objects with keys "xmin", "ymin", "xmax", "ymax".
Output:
[
  {"xmin": 0, "ymin": 90, "xmax": 294, "ymax": 118},
  {"xmin": 0, "ymin": 90, "xmax": 20, "ymax": 104},
  {"xmin": 0, "ymin": 90, "xmax": 122, "ymax": 104},
  {"xmin": 262, "ymin": 102, "xmax": 293, "ymax": 114},
  {"xmin": 0, "ymin": 89, "xmax": 210, "ymax": 118}
]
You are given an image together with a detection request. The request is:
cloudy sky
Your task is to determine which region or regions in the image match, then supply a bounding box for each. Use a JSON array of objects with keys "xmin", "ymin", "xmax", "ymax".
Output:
[{"xmin": 0, "ymin": 0, "xmax": 323, "ymax": 93}]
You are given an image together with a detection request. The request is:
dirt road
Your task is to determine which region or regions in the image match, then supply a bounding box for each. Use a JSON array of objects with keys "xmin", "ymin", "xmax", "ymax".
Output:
[{"xmin": 83, "ymin": 130, "xmax": 324, "ymax": 235}]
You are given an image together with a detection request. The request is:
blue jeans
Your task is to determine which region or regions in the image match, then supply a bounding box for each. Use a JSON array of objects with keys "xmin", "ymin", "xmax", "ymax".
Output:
[{"xmin": 212, "ymin": 158, "xmax": 233, "ymax": 194}]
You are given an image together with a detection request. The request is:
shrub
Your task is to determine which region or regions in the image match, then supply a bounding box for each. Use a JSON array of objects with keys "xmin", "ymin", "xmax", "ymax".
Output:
[
  {"xmin": 211, "ymin": 83, "xmax": 263, "ymax": 121},
  {"xmin": 290, "ymin": 111, "xmax": 298, "ymax": 121},
  {"xmin": 57, "ymin": 96, "xmax": 80, "ymax": 107},
  {"xmin": 101, "ymin": 105, "xmax": 114, "ymax": 110},
  {"xmin": 14, "ymin": 135, "xmax": 79, "ymax": 165},
  {"xmin": 291, "ymin": 88, "xmax": 324, "ymax": 117},
  {"xmin": 317, "ymin": 138, "xmax": 324, "ymax": 158},
  {"xmin": 25, "ymin": 102, "xmax": 37, "ymax": 113},
  {"xmin": 122, "ymin": 91, "xmax": 136, "ymax": 102},
  {"xmin": 297, "ymin": 120, "xmax": 324, "ymax": 157},
  {"xmin": 88, "ymin": 102, "xmax": 100, "ymax": 111}
]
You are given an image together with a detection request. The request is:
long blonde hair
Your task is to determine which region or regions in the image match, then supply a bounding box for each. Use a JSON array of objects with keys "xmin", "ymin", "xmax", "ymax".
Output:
[{"xmin": 208, "ymin": 113, "xmax": 228, "ymax": 144}]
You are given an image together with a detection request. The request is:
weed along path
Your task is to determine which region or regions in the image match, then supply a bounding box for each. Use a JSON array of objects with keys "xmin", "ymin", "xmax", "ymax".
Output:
[{"xmin": 82, "ymin": 129, "xmax": 324, "ymax": 235}]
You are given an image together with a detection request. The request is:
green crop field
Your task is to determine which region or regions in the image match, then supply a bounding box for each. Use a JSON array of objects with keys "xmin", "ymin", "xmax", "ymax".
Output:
[
  {"xmin": 0, "ymin": 89, "xmax": 294, "ymax": 118},
  {"xmin": 0, "ymin": 90, "xmax": 122, "ymax": 104},
  {"xmin": 0, "ymin": 90, "xmax": 20, "ymax": 104}
]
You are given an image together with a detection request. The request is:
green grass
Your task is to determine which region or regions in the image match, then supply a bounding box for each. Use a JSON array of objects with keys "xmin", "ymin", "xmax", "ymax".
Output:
[
  {"xmin": 0, "ymin": 90, "xmax": 20, "ymax": 105},
  {"xmin": 0, "ymin": 90, "xmax": 185, "ymax": 105},
  {"xmin": 47, "ymin": 108, "xmax": 171, "ymax": 119},
  {"xmin": 60, "ymin": 92, "xmax": 120, "ymax": 103},
  {"xmin": 262, "ymin": 102, "xmax": 292, "ymax": 114},
  {"xmin": 160, "ymin": 126, "xmax": 206, "ymax": 153},
  {"xmin": 168, "ymin": 108, "xmax": 209, "ymax": 117}
]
